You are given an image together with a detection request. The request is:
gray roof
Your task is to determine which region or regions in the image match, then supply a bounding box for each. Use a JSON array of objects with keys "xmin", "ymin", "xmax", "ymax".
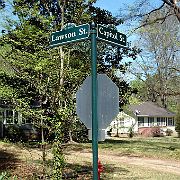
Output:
[{"xmin": 129, "ymin": 102, "xmax": 175, "ymax": 117}]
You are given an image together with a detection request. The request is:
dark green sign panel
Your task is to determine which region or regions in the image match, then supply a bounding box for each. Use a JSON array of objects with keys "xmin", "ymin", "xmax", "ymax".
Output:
[
  {"xmin": 97, "ymin": 24, "xmax": 127, "ymax": 47},
  {"xmin": 50, "ymin": 24, "xmax": 90, "ymax": 47}
]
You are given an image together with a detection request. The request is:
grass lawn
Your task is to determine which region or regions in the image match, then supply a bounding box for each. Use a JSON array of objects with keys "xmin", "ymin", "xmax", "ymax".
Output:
[
  {"xmin": 65, "ymin": 136, "xmax": 180, "ymax": 160},
  {"xmin": 101, "ymin": 163, "xmax": 180, "ymax": 180},
  {"xmin": 98, "ymin": 136, "xmax": 180, "ymax": 160},
  {"xmin": 0, "ymin": 136, "xmax": 180, "ymax": 179}
]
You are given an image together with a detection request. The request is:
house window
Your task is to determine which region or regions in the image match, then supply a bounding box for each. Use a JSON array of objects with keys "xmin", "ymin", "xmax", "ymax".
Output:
[
  {"xmin": 6, "ymin": 110, "xmax": 13, "ymax": 124},
  {"xmin": 138, "ymin": 117, "xmax": 144, "ymax": 127},
  {"xmin": 3, "ymin": 110, "xmax": 19, "ymax": 124},
  {"xmin": 167, "ymin": 117, "xmax": 174, "ymax": 126},
  {"xmin": 157, "ymin": 117, "xmax": 166, "ymax": 126},
  {"xmin": 162, "ymin": 117, "xmax": 166, "ymax": 126},
  {"xmin": 157, "ymin": 117, "xmax": 161, "ymax": 126},
  {"xmin": 119, "ymin": 118, "xmax": 124, "ymax": 126},
  {"xmin": 148, "ymin": 117, "xmax": 154, "ymax": 127}
]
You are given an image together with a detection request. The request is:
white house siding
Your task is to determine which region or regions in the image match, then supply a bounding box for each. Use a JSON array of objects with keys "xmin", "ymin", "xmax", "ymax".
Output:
[{"xmin": 106, "ymin": 112, "xmax": 138, "ymax": 136}]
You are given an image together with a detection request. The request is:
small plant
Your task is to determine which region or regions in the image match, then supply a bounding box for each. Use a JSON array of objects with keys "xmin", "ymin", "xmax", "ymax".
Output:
[
  {"xmin": 165, "ymin": 129, "xmax": 173, "ymax": 136},
  {"xmin": 128, "ymin": 126, "xmax": 134, "ymax": 138},
  {"xmin": 0, "ymin": 172, "xmax": 7, "ymax": 180},
  {"xmin": 0, "ymin": 172, "xmax": 18, "ymax": 180}
]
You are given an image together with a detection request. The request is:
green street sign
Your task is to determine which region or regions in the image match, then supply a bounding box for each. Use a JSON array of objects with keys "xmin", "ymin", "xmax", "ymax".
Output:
[
  {"xmin": 50, "ymin": 24, "xmax": 90, "ymax": 47},
  {"xmin": 97, "ymin": 24, "xmax": 127, "ymax": 47}
]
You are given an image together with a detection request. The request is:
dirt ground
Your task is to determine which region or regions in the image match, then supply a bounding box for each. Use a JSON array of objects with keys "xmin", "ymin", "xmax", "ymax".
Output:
[
  {"xmin": 0, "ymin": 142, "xmax": 180, "ymax": 179},
  {"xmin": 0, "ymin": 142, "xmax": 50, "ymax": 178},
  {"xmin": 65, "ymin": 148, "xmax": 180, "ymax": 176}
]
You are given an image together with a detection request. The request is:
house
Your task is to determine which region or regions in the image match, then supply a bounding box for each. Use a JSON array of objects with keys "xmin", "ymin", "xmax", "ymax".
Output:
[
  {"xmin": 107, "ymin": 102, "xmax": 176, "ymax": 137},
  {"xmin": 0, "ymin": 101, "xmax": 21, "ymax": 138},
  {"xmin": 129, "ymin": 102, "xmax": 176, "ymax": 135},
  {"xmin": 0, "ymin": 100, "xmax": 34, "ymax": 139}
]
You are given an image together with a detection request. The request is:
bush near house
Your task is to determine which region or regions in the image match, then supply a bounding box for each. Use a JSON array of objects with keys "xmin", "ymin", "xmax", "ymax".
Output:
[
  {"xmin": 4, "ymin": 124, "xmax": 40, "ymax": 142},
  {"xmin": 165, "ymin": 129, "xmax": 173, "ymax": 136},
  {"xmin": 138, "ymin": 127, "xmax": 164, "ymax": 137},
  {"xmin": 4, "ymin": 124, "xmax": 22, "ymax": 142},
  {"xmin": 3, "ymin": 123, "xmax": 88, "ymax": 143},
  {"xmin": 175, "ymin": 104, "xmax": 180, "ymax": 137}
]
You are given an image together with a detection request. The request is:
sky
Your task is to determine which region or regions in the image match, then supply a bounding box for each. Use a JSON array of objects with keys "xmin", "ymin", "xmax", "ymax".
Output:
[
  {"xmin": 94, "ymin": 0, "xmax": 163, "ymax": 32},
  {"xmin": 95, "ymin": 0, "xmax": 162, "ymax": 12},
  {"xmin": 95, "ymin": 0, "xmax": 135, "ymax": 15},
  {"xmin": 95, "ymin": 0, "xmax": 137, "ymax": 33},
  {"xmin": 0, "ymin": 0, "xmax": 163, "ymax": 34}
]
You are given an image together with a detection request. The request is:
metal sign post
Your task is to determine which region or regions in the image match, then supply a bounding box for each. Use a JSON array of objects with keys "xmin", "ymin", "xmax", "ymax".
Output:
[{"xmin": 90, "ymin": 23, "xmax": 98, "ymax": 180}]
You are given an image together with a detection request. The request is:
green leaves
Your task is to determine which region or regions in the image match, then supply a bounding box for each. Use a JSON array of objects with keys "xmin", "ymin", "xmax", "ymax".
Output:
[{"xmin": 0, "ymin": 84, "xmax": 16, "ymax": 99}]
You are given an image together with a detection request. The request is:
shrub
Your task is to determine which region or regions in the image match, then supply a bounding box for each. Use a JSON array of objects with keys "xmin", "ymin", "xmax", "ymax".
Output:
[
  {"xmin": 150, "ymin": 127, "xmax": 162, "ymax": 137},
  {"xmin": 139, "ymin": 127, "xmax": 163, "ymax": 137},
  {"xmin": 175, "ymin": 104, "xmax": 180, "ymax": 138},
  {"xmin": 4, "ymin": 124, "xmax": 41, "ymax": 142},
  {"xmin": 4, "ymin": 124, "xmax": 22, "ymax": 142},
  {"xmin": 165, "ymin": 129, "xmax": 173, "ymax": 136},
  {"xmin": 128, "ymin": 126, "xmax": 134, "ymax": 138}
]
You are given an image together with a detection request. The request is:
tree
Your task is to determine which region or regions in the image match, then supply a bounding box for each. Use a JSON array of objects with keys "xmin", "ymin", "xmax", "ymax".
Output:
[
  {"xmin": 129, "ymin": 8, "xmax": 180, "ymax": 109},
  {"xmin": 118, "ymin": 0, "xmax": 180, "ymax": 31}
]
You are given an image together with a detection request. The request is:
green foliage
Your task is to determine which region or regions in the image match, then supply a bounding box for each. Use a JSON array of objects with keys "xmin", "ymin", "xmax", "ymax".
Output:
[
  {"xmin": 128, "ymin": 127, "xmax": 134, "ymax": 138},
  {"xmin": 0, "ymin": 172, "xmax": 18, "ymax": 180},
  {"xmin": 128, "ymin": 96, "xmax": 142, "ymax": 105},
  {"xmin": 175, "ymin": 104, "xmax": 180, "ymax": 137},
  {"xmin": 52, "ymin": 121, "xmax": 65, "ymax": 179},
  {"xmin": 130, "ymin": 79, "xmax": 146, "ymax": 100},
  {"xmin": 0, "ymin": 84, "xmax": 16, "ymax": 99},
  {"xmin": 0, "ymin": 0, "xmax": 5, "ymax": 9},
  {"xmin": 128, "ymin": 122, "xmax": 136, "ymax": 138},
  {"xmin": 0, "ymin": 172, "xmax": 7, "ymax": 180},
  {"xmin": 4, "ymin": 124, "xmax": 22, "ymax": 142}
]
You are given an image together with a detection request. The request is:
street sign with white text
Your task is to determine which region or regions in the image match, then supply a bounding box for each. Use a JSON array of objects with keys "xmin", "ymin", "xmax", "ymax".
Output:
[
  {"xmin": 97, "ymin": 24, "xmax": 127, "ymax": 47},
  {"xmin": 50, "ymin": 24, "xmax": 90, "ymax": 48}
]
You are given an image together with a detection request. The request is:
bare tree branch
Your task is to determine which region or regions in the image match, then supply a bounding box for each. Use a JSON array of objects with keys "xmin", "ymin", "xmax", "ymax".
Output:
[
  {"xmin": 120, "ymin": 0, "xmax": 180, "ymax": 31},
  {"xmin": 162, "ymin": 0, "xmax": 180, "ymax": 21},
  {"xmin": 132, "ymin": 13, "xmax": 174, "ymax": 32}
]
